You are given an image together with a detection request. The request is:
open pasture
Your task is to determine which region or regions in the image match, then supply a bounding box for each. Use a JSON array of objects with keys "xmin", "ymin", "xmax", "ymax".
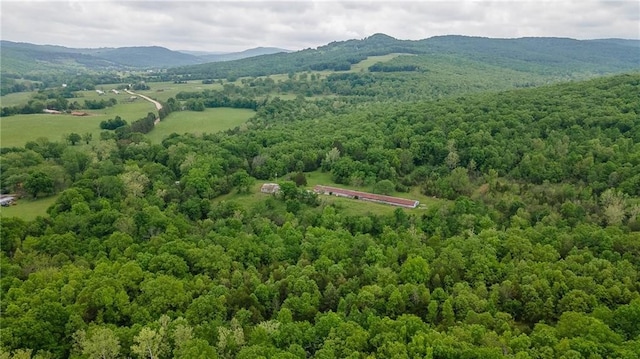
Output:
[
  {"xmin": 0, "ymin": 195, "xmax": 58, "ymax": 221},
  {"xmin": 0, "ymin": 91, "xmax": 36, "ymax": 107},
  {"xmin": 0, "ymin": 100, "xmax": 154, "ymax": 148},
  {"xmin": 146, "ymin": 107, "xmax": 255, "ymax": 143}
]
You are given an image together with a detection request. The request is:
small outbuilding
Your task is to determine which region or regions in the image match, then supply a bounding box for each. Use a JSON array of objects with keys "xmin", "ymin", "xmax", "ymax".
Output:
[{"xmin": 261, "ymin": 183, "xmax": 280, "ymax": 194}]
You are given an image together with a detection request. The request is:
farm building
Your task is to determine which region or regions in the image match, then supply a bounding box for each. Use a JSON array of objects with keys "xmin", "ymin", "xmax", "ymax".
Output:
[
  {"xmin": 261, "ymin": 183, "xmax": 280, "ymax": 194},
  {"xmin": 96, "ymin": 90, "xmax": 105, "ymax": 95},
  {"xmin": 313, "ymin": 185, "xmax": 419, "ymax": 209},
  {"xmin": 42, "ymin": 109, "xmax": 62, "ymax": 114},
  {"xmin": 0, "ymin": 196, "xmax": 16, "ymax": 207},
  {"xmin": 71, "ymin": 111, "xmax": 89, "ymax": 116},
  {"xmin": 111, "ymin": 89, "xmax": 120, "ymax": 94}
]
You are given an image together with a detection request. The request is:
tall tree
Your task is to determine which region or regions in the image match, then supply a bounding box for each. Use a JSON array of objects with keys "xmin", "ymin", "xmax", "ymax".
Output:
[
  {"xmin": 67, "ymin": 133, "xmax": 82, "ymax": 145},
  {"xmin": 75, "ymin": 327, "xmax": 121, "ymax": 359},
  {"xmin": 131, "ymin": 327, "xmax": 164, "ymax": 359},
  {"xmin": 24, "ymin": 171, "xmax": 54, "ymax": 199}
]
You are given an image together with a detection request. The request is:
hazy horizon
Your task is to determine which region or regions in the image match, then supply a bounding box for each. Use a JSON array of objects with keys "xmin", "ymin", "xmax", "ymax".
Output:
[
  {"xmin": 2, "ymin": 34, "xmax": 639, "ymax": 55},
  {"xmin": 1, "ymin": 0, "xmax": 638, "ymax": 53}
]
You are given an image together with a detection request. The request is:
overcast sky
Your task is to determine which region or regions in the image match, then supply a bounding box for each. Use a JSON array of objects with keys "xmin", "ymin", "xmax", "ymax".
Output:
[{"xmin": 1, "ymin": 0, "xmax": 639, "ymax": 53}]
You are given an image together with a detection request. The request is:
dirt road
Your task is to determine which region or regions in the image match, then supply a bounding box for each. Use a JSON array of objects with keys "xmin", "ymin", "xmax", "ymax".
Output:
[{"xmin": 125, "ymin": 89, "xmax": 162, "ymax": 125}]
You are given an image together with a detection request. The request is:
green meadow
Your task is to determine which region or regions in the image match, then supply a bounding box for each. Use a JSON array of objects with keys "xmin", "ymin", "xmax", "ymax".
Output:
[
  {"xmin": 0, "ymin": 100, "xmax": 154, "ymax": 148},
  {"xmin": 146, "ymin": 108, "xmax": 255, "ymax": 143},
  {"xmin": 0, "ymin": 195, "xmax": 58, "ymax": 221},
  {"xmin": 0, "ymin": 91, "xmax": 36, "ymax": 107}
]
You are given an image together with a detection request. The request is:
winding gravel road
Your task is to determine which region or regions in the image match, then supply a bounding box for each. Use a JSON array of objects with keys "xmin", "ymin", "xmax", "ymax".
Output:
[{"xmin": 124, "ymin": 89, "xmax": 163, "ymax": 125}]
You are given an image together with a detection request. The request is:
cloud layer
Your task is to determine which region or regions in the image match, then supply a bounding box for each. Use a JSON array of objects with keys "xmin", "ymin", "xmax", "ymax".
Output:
[{"xmin": 1, "ymin": 0, "xmax": 638, "ymax": 52}]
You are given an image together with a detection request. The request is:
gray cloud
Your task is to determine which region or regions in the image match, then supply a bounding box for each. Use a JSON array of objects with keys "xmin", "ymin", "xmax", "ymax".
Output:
[{"xmin": 1, "ymin": 0, "xmax": 638, "ymax": 52}]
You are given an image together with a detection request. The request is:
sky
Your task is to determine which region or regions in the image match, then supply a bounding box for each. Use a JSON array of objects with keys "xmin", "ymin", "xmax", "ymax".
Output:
[{"xmin": 1, "ymin": 0, "xmax": 639, "ymax": 53}]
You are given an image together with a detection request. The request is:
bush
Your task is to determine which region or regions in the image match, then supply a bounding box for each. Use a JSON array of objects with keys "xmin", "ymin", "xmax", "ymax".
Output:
[
  {"xmin": 373, "ymin": 180, "xmax": 395, "ymax": 195},
  {"xmin": 100, "ymin": 116, "xmax": 127, "ymax": 130}
]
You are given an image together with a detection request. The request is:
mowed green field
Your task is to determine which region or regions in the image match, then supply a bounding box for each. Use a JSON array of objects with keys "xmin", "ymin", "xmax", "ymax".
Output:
[
  {"xmin": 146, "ymin": 108, "xmax": 255, "ymax": 143},
  {"xmin": 0, "ymin": 100, "xmax": 154, "ymax": 148},
  {"xmin": 0, "ymin": 91, "xmax": 36, "ymax": 107},
  {"xmin": 0, "ymin": 195, "xmax": 58, "ymax": 221}
]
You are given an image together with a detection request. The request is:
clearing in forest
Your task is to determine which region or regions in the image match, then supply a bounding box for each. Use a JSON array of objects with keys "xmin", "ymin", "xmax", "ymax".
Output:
[{"xmin": 146, "ymin": 107, "xmax": 255, "ymax": 143}]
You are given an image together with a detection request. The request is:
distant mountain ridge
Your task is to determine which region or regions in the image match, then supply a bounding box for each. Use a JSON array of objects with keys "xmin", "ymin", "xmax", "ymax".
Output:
[
  {"xmin": 197, "ymin": 47, "xmax": 292, "ymax": 62},
  {"xmin": 1, "ymin": 34, "xmax": 638, "ymax": 78},
  {"xmin": 0, "ymin": 41, "xmax": 291, "ymax": 75}
]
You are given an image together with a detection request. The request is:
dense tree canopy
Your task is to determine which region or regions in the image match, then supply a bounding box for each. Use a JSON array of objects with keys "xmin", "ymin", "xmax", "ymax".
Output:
[{"xmin": 1, "ymin": 72, "xmax": 639, "ymax": 358}]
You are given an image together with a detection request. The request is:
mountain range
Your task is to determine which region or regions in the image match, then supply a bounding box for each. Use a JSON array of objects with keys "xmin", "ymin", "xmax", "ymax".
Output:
[
  {"xmin": 0, "ymin": 41, "xmax": 290, "ymax": 75},
  {"xmin": 1, "ymin": 34, "xmax": 638, "ymax": 80}
]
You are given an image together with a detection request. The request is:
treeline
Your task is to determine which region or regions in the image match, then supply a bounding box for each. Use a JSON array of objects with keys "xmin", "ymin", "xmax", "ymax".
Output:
[
  {"xmin": 97, "ymin": 112, "xmax": 157, "ymax": 140},
  {"xmin": 1, "ymin": 71, "xmax": 145, "ymax": 96},
  {"xmin": 83, "ymin": 97, "xmax": 117, "ymax": 110},
  {"xmin": 0, "ymin": 77, "xmax": 43, "ymax": 96},
  {"xmin": 368, "ymin": 62, "xmax": 420, "ymax": 72},
  {"xmin": 130, "ymin": 112, "xmax": 157, "ymax": 134},
  {"xmin": 175, "ymin": 90, "xmax": 259, "ymax": 111}
]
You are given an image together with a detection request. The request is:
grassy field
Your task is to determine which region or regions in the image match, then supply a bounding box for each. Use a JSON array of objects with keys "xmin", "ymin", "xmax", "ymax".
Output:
[
  {"xmin": 0, "ymin": 195, "xmax": 58, "ymax": 221},
  {"xmin": 304, "ymin": 169, "xmax": 445, "ymax": 208},
  {"xmin": 349, "ymin": 53, "xmax": 412, "ymax": 72},
  {"xmin": 0, "ymin": 100, "xmax": 154, "ymax": 148},
  {"xmin": 213, "ymin": 170, "xmax": 446, "ymax": 218},
  {"xmin": 215, "ymin": 185, "xmax": 409, "ymax": 217},
  {"xmin": 212, "ymin": 182, "xmax": 272, "ymax": 210},
  {"xmin": 146, "ymin": 108, "xmax": 255, "ymax": 143},
  {"xmin": 0, "ymin": 91, "xmax": 36, "ymax": 107}
]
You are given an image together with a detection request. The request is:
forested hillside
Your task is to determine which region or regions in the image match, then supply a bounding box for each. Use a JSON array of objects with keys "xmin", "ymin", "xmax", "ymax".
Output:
[
  {"xmin": 88, "ymin": 47, "xmax": 203, "ymax": 68},
  {"xmin": 1, "ymin": 73, "xmax": 639, "ymax": 358},
  {"xmin": 166, "ymin": 34, "xmax": 640, "ymax": 80}
]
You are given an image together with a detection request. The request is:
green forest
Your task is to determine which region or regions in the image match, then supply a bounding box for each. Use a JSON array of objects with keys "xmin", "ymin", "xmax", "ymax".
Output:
[{"xmin": 1, "ymin": 34, "xmax": 640, "ymax": 358}]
